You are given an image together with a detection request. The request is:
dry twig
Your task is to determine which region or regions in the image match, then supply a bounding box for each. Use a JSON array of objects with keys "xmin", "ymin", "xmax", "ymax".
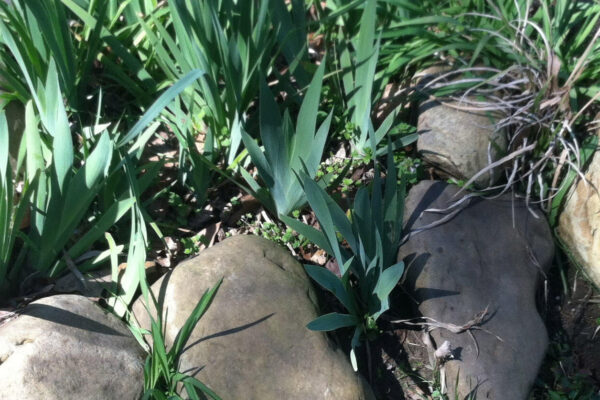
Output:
[{"xmin": 390, "ymin": 306, "xmax": 504, "ymax": 359}]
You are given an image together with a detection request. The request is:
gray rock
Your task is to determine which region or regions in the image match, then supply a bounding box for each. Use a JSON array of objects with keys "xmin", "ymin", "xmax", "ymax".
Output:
[
  {"xmin": 0, "ymin": 294, "xmax": 145, "ymax": 400},
  {"xmin": 133, "ymin": 235, "xmax": 374, "ymax": 400},
  {"xmin": 417, "ymin": 100, "xmax": 506, "ymax": 187},
  {"xmin": 398, "ymin": 181, "xmax": 553, "ymax": 399}
]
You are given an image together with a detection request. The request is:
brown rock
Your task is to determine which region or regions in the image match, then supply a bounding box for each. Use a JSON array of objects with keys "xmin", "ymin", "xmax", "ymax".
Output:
[
  {"xmin": 558, "ymin": 130, "xmax": 600, "ymax": 288},
  {"xmin": 417, "ymin": 100, "xmax": 506, "ymax": 187},
  {"xmin": 133, "ymin": 235, "xmax": 374, "ymax": 400}
]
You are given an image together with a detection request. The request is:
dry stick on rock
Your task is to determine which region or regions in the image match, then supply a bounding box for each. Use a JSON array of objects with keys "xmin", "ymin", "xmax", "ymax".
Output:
[
  {"xmin": 63, "ymin": 250, "xmax": 89, "ymax": 291},
  {"xmin": 401, "ymin": 197, "xmax": 473, "ymax": 244},
  {"xmin": 401, "ymin": 206, "xmax": 465, "ymax": 244},
  {"xmin": 454, "ymin": 142, "xmax": 537, "ymax": 198},
  {"xmin": 389, "ymin": 305, "xmax": 505, "ymax": 360}
]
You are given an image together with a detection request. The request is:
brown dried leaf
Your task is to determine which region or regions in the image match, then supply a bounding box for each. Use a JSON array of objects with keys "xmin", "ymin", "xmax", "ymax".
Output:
[{"xmin": 310, "ymin": 249, "xmax": 328, "ymax": 266}]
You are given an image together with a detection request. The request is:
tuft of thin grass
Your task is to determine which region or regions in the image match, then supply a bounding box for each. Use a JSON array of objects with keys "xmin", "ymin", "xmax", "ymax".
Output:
[{"xmin": 407, "ymin": 0, "xmax": 600, "ymax": 216}]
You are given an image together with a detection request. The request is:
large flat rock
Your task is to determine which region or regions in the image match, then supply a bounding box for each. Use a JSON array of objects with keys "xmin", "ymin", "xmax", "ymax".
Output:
[
  {"xmin": 0, "ymin": 294, "xmax": 145, "ymax": 400},
  {"xmin": 398, "ymin": 181, "xmax": 553, "ymax": 399},
  {"xmin": 133, "ymin": 235, "xmax": 373, "ymax": 400}
]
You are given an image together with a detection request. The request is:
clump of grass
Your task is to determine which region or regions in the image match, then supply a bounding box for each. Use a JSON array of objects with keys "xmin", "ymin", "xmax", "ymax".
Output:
[
  {"xmin": 411, "ymin": 0, "xmax": 600, "ymax": 215},
  {"xmin": 138, "ymin": 279, "xmax": 223, "ymax": 400}
]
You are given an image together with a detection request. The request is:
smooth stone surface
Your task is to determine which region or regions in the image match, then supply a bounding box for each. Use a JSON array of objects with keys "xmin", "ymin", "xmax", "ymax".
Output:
[
  {"xmin": 133, "ymin": 235, "xmax": 374, "ymax": 400},
  {"xmin": 558, "ymin": 129, "xmax": 600, "ymax": 288},
  {"xmin": 398, "ymin": 181, "xmax": 553, "ymax": 399},
  {"xmin": 0, "ymin": 294, "xmax": 145, "ymax": 400},
  {"xmin": 417, "ymin": 100, "xmax": 506, "ymax": 187}
]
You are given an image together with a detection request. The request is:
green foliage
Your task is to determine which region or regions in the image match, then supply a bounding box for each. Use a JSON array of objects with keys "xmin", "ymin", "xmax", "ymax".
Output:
[
  {"xmin": 317, "ymin": 0, "xmax": 418, "ymax": 156},
  {"xmin": 0, "ymin": 111, "xmax": 33, "ymax": 297},
  {"xmin": 330, "ymin": 0, "xmax": 382, "ymax": 154},
  {"xmin": 533, "ymin": 331, "xmax": 600, "ymax": 400},
  {"xmin": 281, "ymin": 147, "xmax": 405, "ymax": 370},
  {"xmin": 241, "ymin": 60, "xmax": 332, "ymax": 217},
  {"xmin": 7, "ymin": 61, "xmax": 122, "ymax": 285},
  {"xmin": 138, "ymin": 0, "xmax": 308, "ymax": 165},
  {"xmin": 0, "ymin": 47, "xmax": 203, "ymax": 297},
  {"xmin": 0, "ymin": 0, "xmax": 87, "ymax": 108},
  {"xmin": 342, "ymin": 0, "xmax": 379, "ymax": 153},
  {"xmin": 382, "ymin": 0, "xmax": 600, "ymax": 201},
  {"xmin": 131, "ymin": 0, "xmax": 312, "ymax": 208},
  {"xmin": 237, "ymin": 213, "xmax": 308, "ymax": 250},
  {"xmin": 139, "ymin": 279, "xmax": 223, "ymax": 400},
  {"xmin": 549, "ymin": 135, "xmax": 598, "ymax": 226},
  {"xmin": 180, "ymin": 234, "xmax": 205, "ymax": 256},
  {"xmin": 378, "ymin": 0, "xmax": 600, "ymax": 114},
  {"xmin": 0, "ymin": 2, "xmax": 597, "ymax": 397},
  {"xmin": 394, "ymin": 153, "xmax": 423, "ymax": 185},
  {"xmin": 0, "ymin": 0, "xmax": 155, "ymax": 113},
  {"xmin": 62, "ymin": 0, "xmax": 161, "ymax": 107},
  {"xmin": 166, "ymin": 192, "xmax": 193, "ymax": 226},
  {"xmin": 102, "ymin": 70, "xmax": 208, "ymax": 317}
]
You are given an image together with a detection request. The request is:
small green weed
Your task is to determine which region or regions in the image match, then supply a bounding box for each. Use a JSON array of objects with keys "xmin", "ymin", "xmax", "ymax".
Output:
[
  {"xmin": 315, "ymin": 157, "xmax": 362, "ymax": 191},
  {"xmin": 237, "ymin": 213, "xmax": 308, "ymax": 250},
  {"xmin": 394, "ymin": 153, "xmax": 423, "ymax": 185},
  {"xmin": 180, "ymin": 234, "xmax": 208, "ymax": 256},
  {"xmin": 167, "ymin": 192, "xmax": 193, "ymax": 227}
]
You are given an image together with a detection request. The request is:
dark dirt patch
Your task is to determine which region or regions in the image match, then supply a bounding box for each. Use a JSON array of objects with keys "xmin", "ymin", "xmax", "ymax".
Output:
[
  {"xmin": 532, "ymin": 256, "xmax": 600, "ymax": 399},
  {"xmin": 368, "ymin": 327, "xmax": 436, "ymax": 400}
]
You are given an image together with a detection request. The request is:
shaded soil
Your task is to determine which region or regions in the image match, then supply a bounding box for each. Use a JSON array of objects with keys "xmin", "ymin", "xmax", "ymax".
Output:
[{"xmin": 532, "ymin": 257, "xmax": 600, "ymax": 399}]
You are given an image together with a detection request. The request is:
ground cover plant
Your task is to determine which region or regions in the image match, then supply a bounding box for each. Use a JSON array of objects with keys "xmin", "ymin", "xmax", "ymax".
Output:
[
  {"xmin": 0, "ymin": 0, "xmax": 599, "ymax": 398},
  {"xmin": 282, "ymin": 144, "xmax": 405, "ymax": 373}
]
